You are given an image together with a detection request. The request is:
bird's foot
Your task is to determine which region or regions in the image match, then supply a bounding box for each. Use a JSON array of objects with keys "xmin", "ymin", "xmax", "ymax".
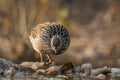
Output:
[
  {"xmin": 39, "ymin": 61, "xmax": 45, "ymax": 65},
  {"xmin": 45, "ymin": 61, "xmax": 55, "ymax": 66}
]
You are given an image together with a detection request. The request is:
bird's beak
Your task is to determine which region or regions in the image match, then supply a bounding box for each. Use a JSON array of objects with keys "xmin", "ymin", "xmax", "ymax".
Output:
[{"xmin": 54, "ymin": 48, "xmax": 62, "ymax": 55}]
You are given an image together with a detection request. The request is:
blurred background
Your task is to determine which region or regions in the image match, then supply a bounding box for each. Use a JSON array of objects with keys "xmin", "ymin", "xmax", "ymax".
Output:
[{"xmin": 0, "ymin": 0, "xmax": 120, "ymax": 67}]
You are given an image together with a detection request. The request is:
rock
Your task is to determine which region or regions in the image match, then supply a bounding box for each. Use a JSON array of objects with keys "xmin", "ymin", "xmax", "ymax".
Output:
[
  {"xmin": 4, "ymin": 68, "xmax": 15, "ymax": 77},
  {"xmin": 0, "ymin": 69, "xmax": 4, "ymax": 74},
  {"xmin": 106, "ymin": 73, "xmax": 113, "ymax": 79},
  {"xmin": 82, "ymin": 76, "xmax": 101, "ymax": 80},
  {"xmin": 57, "ymin": 74, "xmax": 73, "ymax": 80},
  {"xmin": 46, "ymin": 66, "xmax": 60, "ymax": 76},
  {"xmin": 96, "ymin": 74, "xmax": 106, "ymax": 80},
  {"xmin": 80, "ymin": 63, "xmax": 92, "ymax": 77},
  {"xmin": 13, "ymin": 64, "xmax": 19, "ymax": 69},
  {"xmin": 111, "ymin": 68, "xmax": 120, "ymax": 74},
  {"xmin": 14, "ymin": 71, "xmax": 26, "ymax": 78},
  {"xmin": 91, "ymin": 66, "xmax": 111, "ymax": 76},
  {"xmin": 102, "ymin": 66, "xmax": 111, "ymax": 74},
  {"xmin": 20, "ymin": 62, "xmax": 46, "ymax": 70},
  {"xmin": 75, "ymin": 66, "xmax": 81, "ymax": 72},
  {"xmin": 60, "ymin": 62, "xmax": 75, "ymax": 74},
  {"xmin": 0, "ymin": 58, "xmax": 14, "ymax": 76},
  {"xmin": 18, "ymin": 65, "xmax": 36, "ymax": 75},
  {"xmin": 0, "ymin": 57, "xmax": 120, "ymax": 80},
  {"xmin": 110, "ymin": 73, "xmax": 120, "ymax": 80},
  {"xmin": 0, "ymin": 58, "xmax": 14, "ymax": 69},
  {"xmin": 33, "ymin": 69, "xmax": 46, "ymax": 76},
  {"xmin": 91, "ymin": 69, "xmax": 101, "ymax": 76}
]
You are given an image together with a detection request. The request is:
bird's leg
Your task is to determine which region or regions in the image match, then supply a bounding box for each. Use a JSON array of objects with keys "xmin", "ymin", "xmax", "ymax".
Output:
[
  {"xmin": 39, "ymin": 53, "xmax": 43, "ymax": 62},
  {"xmin": 46, "ymin": 54, "xmax": 54, "ymax": 65}
]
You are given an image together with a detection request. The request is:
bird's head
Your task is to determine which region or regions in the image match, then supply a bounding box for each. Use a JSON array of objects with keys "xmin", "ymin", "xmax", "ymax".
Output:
[{"xmin": 51, "ymin": 35, "xmax": 63, "ymax": 55}]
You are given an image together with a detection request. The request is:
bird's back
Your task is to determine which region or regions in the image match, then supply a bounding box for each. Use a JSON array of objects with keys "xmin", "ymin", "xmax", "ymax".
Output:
[{"xmin": 29, "ymin": 22, "xmax": 70, "ymax": 55}]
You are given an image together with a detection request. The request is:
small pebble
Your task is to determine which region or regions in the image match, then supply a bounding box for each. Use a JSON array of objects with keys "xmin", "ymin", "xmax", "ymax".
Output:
[
  {"xmin": 96, "ymin": 73, "xmax": 106, "ymax": 80},
  {"xmin": 20, "ymin": 62, "xmax": 45, "ymax": 70},
  {"xmin": 46, "ymin": 66, "xmax": 60, "ymax": 76},
  {"xmin": 111, "ymin": 68, "xmax": 120, "ymax": 73},
  {"xmin": 14, "ymin": 71, "xmax": 26, "ymax": 78},
  {"xmin": 33, "ymin": 69, "xmax": 46, "ymax": 76},
  {"xmin": 80, "ymin": 63, "xmax": 92, "ymax": 77},
  {"xmin": 4, "ymin": 68, "xmax": 15, "ymax": 77},
  {"xmin": 60, "ymin": 62, "xmax": 75, "ymax": 74}
]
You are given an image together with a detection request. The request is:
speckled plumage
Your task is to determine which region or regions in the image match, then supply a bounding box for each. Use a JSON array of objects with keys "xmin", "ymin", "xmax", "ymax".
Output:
[{"xmin": 29, "ymin": 22, "xmax": 70, "ymax": 63}]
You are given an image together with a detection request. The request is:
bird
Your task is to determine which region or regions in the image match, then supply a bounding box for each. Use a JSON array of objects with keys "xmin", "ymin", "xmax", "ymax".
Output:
[{"xmin": 29, "ymin": 22, "xmax": 70, "ymax": 64}]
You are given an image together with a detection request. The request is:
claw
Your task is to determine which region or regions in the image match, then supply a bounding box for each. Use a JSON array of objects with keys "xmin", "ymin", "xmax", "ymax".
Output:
[{"xmin": 39, "ymin": 53, "xmax": 54, "ymax": 65}]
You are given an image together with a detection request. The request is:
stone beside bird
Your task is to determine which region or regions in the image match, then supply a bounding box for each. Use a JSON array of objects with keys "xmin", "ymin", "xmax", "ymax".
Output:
[{"xmin": 29, "ymin": 22, "xmax": 70, "ymax": 64}]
